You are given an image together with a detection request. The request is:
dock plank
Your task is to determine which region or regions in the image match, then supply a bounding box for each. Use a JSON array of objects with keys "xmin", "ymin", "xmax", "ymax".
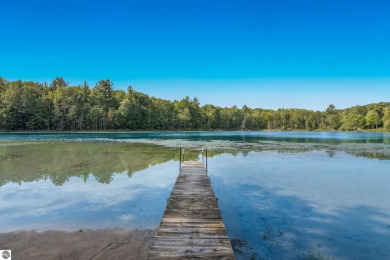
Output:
[{"xmin": 147, "ymin": 161, "xmax": 235, "ymax": 259}]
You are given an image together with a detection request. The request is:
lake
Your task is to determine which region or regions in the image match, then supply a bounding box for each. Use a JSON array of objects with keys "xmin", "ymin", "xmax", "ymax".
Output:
[{"xmin": 1, "ymin": 132, "xmax": 390, "ymax": 259}]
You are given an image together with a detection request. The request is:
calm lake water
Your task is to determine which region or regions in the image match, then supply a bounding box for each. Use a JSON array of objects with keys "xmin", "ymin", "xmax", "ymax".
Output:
[
  {"xmin": 1, "ymin": 131, "xmax": 389, "ymax": 144},
  {"xmin": 1, "ymin": 132, "xmax": 390, "ymax": 259}
]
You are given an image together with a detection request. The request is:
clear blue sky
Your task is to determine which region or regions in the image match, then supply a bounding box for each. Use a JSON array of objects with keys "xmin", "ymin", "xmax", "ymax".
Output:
[{"xmin": 1, "ymin": 0, "xmax": 389, "ymax": 110}]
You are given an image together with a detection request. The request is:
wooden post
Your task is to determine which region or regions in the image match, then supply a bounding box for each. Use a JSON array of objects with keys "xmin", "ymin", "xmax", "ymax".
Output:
[
  {"xmin": 179, "ymin": 148, "xmax": 182, "ymax": 169},
  {"xmin": 206, "ymin": 149, "xmax": 208, "ymax": 172}
]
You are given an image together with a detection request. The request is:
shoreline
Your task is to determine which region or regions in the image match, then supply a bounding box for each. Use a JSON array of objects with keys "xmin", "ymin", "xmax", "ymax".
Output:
[
  {"xmin": 1, "ymin": 134, "xmax": 389, "ymax": 160},
  {"xmin": 1, "ymin": 129, "xmax": 390, "ymax": 133},
  {"xmin": 0, "ymin": 228, "xmax": 155, "ymax": 260}
]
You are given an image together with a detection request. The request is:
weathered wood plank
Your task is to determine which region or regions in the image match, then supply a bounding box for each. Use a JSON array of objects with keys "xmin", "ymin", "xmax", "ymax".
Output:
[
  {"xmin": 161, "ymin": 217, "xmax": 222, "ymax": 223},
  {"xmin": 148, "ymin": 253, "xmax": 234, "ymax": 260},
  {"xmin": 159, "ymin": 222, "xmax": 225, "ymax": 228},
  {"xmin": 151, "ymin": 238, "xmax": 231, "ymax": 246},
  {"xmin": 165, "ymin": 204, "xmax": 219, "ymax": 210},
  {"xmin": 162, "ymin": 212, "xmax": 222, "ymax": 219},
  {"xmin": 147, "ymin": 161, "xmax": 235, "ymax": 259}
]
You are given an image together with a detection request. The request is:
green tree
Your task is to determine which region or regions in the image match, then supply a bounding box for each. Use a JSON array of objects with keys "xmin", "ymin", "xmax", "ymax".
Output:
[
  {"xmin": 92, "ymin": 80, "xmax": 115, "ymax": 109},
  {"xmin": 325, "ymin": 104, "xmax": 340, "ymax": 130},
  {"xmin": 49, "ymin": 77, "xmax": 68, "ymax": 90},
  {"xmin": 90, "ymin": 80, "xmax": 116, "ymax": 129},
  {"xmin": 202, "ymin": 105, "xmax": 219, "ymax": 130},
  {"xmin": 365, "ymin": 110, "xmax": 381, "ymax": 129},
  {"xmin": 0, "ymin": 80, "xmax": 26, "ymax": 130},
  {"xmin": 0, "ymin": 77, "xmax": 7, "ymax": 91},
  {"xmin": 305, "ymin": 113, "xmax": 317, "ymax": 130},
  {"xmin": 340, "ymin": 106, "xmax": 366, "ymax": 131},
  {"xmin": 79, "ymin": 81, "xmax": 91, "ymax": 130},
  {"xmin": 23, "ymin": 82, "xmax": 48, "ymax": 130},
  {"xmin": 382, "ymin": 108, "xmax": 390, "ymax": 130},
  {"xmin": 0, "ymin": 77, "xmax": 389, "ymax": 132},
  {"xmin": 174, "ymin": 97, "xmax": 194, "ymax": 129}
]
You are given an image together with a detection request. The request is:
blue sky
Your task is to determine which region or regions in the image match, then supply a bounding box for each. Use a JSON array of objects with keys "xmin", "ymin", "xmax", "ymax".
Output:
[{"xmin": 1, "ymin": 0, "xmax": 389, "ymax": 110}]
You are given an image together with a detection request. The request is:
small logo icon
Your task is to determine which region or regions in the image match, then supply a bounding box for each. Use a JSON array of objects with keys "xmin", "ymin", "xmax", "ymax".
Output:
[{"xmin": 0, "ymin": 250, "xmax": 11, "ymax": 260}]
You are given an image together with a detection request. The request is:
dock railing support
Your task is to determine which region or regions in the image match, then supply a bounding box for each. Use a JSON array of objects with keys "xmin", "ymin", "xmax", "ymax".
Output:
[
  {"xmin": 179, "ymin": 147, "xmax": 207, "ymax": 172},
  {"xmin": 179, "ymin": 148, "xmax": 182, "ymax": 170},
  {"xmin": 206, "ymin": 149, "xmax": 208, "ymax": 172}
]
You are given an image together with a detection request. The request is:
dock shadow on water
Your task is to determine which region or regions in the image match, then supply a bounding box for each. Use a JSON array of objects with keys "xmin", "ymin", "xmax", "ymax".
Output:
[{"xmin": 210, "ymin": 151, "xmax": 390, "ymax": 259}]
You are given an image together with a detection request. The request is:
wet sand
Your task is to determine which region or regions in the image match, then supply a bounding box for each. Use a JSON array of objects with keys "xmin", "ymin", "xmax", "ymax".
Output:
[{"xmin": 0, "ymin": 228, "xmax": 155, "ymax": 260}]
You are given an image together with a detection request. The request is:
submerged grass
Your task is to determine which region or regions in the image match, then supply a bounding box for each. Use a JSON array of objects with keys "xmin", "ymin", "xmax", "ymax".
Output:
[
  {"xmin": 0, "ymin": 142, "xmax": 174, "ymax": 186},
  {"xmin": 1, "ymin": 136, "xmax": 389, "ymax": 186},
  {"xmin": 0, "ymin": 141, "xmax": 224, "ymax": 186}
]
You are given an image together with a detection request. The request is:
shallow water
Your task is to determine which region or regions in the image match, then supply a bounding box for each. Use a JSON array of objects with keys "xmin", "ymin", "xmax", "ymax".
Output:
[
  {"xmin": 0, "ymin": 143, "xmax": 181, "ymax": 231},
  {"xmin": 1, "ymin": 131, "xmax": 390, "ymax": 144},
  {"xmin": 1, "ymin": 132, "xmax": 390, "ymax": 259},
  {"xmin": 209, "ymin": 151, "xmax": 390, "ymax": 259}
]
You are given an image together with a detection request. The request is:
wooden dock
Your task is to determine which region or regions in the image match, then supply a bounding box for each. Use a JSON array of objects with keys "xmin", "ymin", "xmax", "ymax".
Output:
[{"xmin": 147, "ymin": 161, "xmax": 235, "ymax": 259}]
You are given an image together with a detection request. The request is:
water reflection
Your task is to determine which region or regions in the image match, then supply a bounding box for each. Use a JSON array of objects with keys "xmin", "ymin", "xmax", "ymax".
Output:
[
  {"xmin": 0, "ymin": 143, "xmax": 199, "ymax": 186},
  {"xmin": 210, "ymin": 151, "xmax": 390, "ymax": 259},
  {"xmin": 0, "ymin": 162, "xmax": 179, "ymax": 232},
  {"xmin": 1, "ymin": 141, "xmax": 389, "ymax": 187},
  {"xmin": 326, "ymin": 149, "xmax": 336, "ymax": 157},
  {"xmin": 0, "ymin": 143, "xmax": 217, "ymax": 232}
]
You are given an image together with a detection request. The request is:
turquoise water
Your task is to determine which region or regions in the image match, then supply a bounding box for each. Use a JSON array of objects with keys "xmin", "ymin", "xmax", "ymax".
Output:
[
  {"xmin": 1, "ymin": 132, "xmax": 390, "ymax": 259},
  {"xmin": 1, "ymin": 131, "xmax": 390, "ymax": 144}
]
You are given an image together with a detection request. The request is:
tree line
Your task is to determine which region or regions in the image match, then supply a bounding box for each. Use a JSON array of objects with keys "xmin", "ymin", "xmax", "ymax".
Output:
[{"xmin": 0, "ymin": 77, "xmax": 389, "ymax": 131}]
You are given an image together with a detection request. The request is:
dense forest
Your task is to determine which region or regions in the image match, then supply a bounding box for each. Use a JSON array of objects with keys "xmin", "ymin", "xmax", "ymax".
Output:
[{"xmin": 0, "ymin": 77, "xmax": 389, "ymax": 131}]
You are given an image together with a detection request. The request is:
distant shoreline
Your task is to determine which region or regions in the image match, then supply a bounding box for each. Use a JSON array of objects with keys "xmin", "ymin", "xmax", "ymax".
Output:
[{"xmin": 1, "ymin": 129, "xmax": 389, "ymax": 133}]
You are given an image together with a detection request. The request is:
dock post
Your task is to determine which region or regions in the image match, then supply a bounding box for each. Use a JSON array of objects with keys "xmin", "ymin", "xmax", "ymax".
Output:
[
  {"xmin": 179, "ymin": 148, "xmax": 182, "ymax": 170},
  {"xmin": 206, "ymin": 149, "xmax": 208, "ymax": 172}
]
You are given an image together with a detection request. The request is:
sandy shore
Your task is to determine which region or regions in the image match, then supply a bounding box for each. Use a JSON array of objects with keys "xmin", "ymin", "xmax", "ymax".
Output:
[{"xmin": 0, "ymin": 228, "xmax": 155, "ymax": 260}]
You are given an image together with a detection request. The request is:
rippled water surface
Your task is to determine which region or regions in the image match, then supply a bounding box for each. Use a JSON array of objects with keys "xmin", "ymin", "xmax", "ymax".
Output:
[
  {"xmin": 1, "ymin": 131, "xmax": 390, "ymax": 144},
  {"xmin": 1, "ymin": 132, "xmax": 390, "ymax": 259},
  {"xmin": 210, "ymin": 151, "xmax": 390, "ymax": 259}
]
